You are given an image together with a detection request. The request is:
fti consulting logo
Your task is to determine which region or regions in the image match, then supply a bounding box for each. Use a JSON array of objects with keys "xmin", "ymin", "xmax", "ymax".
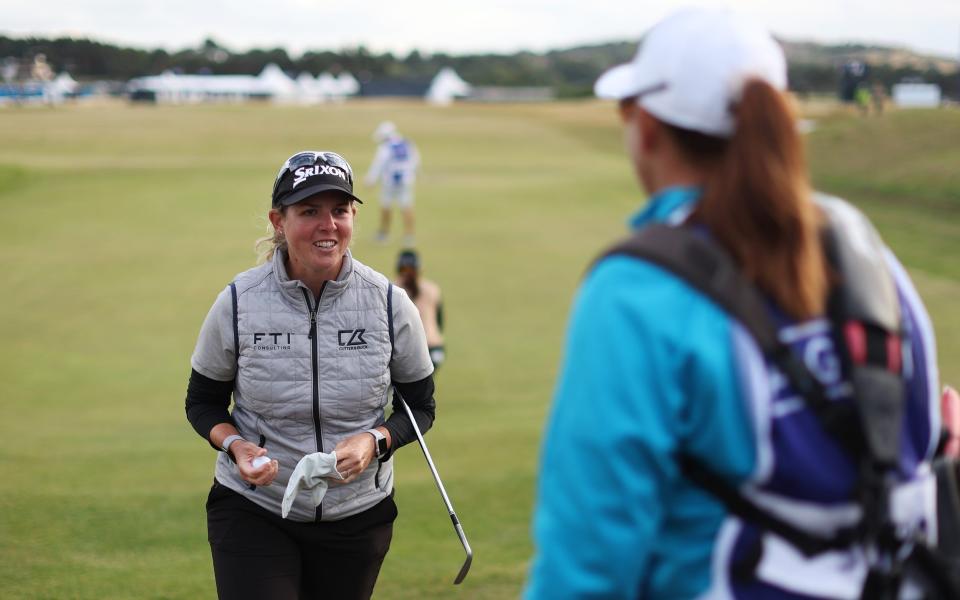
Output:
[
  {"xmin": 253, "ymin": 332, "xmax": 293, "ymax": 351},
  {"xmin": 338, "ymin": 329, "xmax": 368, "ymax": 350}
]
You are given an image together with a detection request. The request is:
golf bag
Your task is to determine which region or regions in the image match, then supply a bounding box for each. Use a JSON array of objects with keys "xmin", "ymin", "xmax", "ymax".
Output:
[{"xmin": 601, "ymin": 199, "xmax": 960, "ymax": 598}]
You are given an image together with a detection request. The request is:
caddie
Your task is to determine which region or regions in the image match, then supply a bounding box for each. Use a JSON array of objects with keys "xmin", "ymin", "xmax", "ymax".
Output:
[{"xmin": 526, "ymin": 8, "xmax": 945, "ymax": 598}]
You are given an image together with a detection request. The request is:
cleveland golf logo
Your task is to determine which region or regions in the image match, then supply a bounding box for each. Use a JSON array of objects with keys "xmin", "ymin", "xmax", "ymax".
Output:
[
  {"xmin": 293, "ymin": 164, "xmax": 347, "ymax": 188},
  {"xmin": 338, "ymin": 329, "xmax": 368, "ymax": 350},
  {"xmin": 253, "ymin": 332, "xmax": 293, "ymax": 351}
]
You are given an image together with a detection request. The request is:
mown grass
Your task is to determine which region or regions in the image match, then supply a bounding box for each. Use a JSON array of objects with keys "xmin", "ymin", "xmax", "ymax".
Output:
[{"xmin": 0, "ymin": 100, "xmax": 956, "ymax": 599}]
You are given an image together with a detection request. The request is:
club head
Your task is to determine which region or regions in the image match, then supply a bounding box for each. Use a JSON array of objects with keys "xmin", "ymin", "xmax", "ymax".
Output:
[
  {"xmin": 454, "ymin": 549, "xmax": 472, "ymax": 585},
  {"xmin": 453, "ymin": 522, "xmax": 472, "ymax": 584}
]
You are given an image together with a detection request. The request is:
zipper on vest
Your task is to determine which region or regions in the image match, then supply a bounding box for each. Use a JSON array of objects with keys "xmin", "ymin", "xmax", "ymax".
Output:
[{"xmin": 301, "ymin": 284, "xmax": 325, "ymax": 522}]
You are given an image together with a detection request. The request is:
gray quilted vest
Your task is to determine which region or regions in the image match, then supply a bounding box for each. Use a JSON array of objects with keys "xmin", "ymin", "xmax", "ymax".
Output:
[{"xmin": 214, "ymin": 249, "xmax": 396, "ymax": 522}]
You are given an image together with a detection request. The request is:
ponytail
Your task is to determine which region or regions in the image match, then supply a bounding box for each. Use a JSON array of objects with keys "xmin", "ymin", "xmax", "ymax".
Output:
[{"xmin": 676, "ymin": 79, "xmax": 827, "ymax": 319}]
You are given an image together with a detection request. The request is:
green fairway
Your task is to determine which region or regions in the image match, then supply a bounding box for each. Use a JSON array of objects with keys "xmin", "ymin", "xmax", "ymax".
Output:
[{"xmin": 0, "ymin": 100, "xmax": 956, "ymax": 599}]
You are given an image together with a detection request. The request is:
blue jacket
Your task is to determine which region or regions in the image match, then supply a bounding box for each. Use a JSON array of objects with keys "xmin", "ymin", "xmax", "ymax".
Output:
[{"xmin": 525, "ymin": 187, "xmax": 940, "ymax": 599}]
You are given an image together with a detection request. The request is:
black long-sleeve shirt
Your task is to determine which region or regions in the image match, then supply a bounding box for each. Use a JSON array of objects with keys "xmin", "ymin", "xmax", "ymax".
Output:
[{"xmin": 185, "ymin": 369, "xmax": 436, "ymax": 457}]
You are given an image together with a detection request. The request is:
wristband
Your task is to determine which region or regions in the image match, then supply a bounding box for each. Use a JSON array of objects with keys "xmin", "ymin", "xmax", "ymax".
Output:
[{"xmin": 221, "ymin": 434, "xmax": 244, "ymax": 455}]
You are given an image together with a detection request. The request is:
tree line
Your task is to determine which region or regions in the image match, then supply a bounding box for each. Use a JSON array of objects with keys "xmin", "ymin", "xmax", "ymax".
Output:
[{"xmin": 1, "ymin": 35, "xmax": 955, "ymax": 99}]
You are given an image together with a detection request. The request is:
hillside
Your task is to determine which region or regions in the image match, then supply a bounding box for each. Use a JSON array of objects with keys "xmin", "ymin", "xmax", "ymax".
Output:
[
  {"xmin": 0, "ymin": 34, "xmax": 956, "ymax": 97},
  {"xmin": 779, "ymin": 40, "xmax": 957, "ymax": 73}
]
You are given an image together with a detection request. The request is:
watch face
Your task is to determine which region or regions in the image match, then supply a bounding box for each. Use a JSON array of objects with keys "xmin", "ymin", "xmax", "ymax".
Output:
[{"xmin": 377, "ymin": 437, "xmax": 388, "ymax": 457}]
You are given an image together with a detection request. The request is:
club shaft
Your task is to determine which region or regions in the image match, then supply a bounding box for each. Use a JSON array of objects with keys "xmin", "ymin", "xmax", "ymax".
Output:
[
  {"xmin": 397, "ymin": 393, "xmax": 458, "ymax": 517},
  {"xmin": 395, "ymin": 388, "xmax": 473, "ymax": 585}
]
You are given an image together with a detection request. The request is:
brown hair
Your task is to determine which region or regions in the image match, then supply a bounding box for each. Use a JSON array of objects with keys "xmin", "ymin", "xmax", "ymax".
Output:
[{"xmin": 669, "ymin": 79, "xmax": 827, "ymax": 319}]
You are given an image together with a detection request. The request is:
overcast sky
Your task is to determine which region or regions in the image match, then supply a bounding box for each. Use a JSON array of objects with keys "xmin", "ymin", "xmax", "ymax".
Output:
[{"xmin": 2, "ymin": 0, "xmax": 959, "ymax": 58}]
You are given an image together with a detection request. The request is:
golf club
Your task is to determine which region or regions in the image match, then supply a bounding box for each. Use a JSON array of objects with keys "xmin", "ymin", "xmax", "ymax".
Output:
[{"xmin": 395, "ymin": 387, "xmax": 473, "ymax": 584}]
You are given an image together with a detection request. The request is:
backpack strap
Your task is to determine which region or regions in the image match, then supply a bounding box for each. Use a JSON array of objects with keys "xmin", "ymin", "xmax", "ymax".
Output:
[
  {"xmin": 598, "ymin": 220, "xmax": 956, "ymax": 595},
  {"xmin": 229, "ymin": 282, "xmax": 240, "ymax": 371},
  {"xmin": 601, "ymin": 224, "xmax": 779, "ymax": 350},
  {"xmin": 598, "ymin": 224, "xmax": 861, "ymax": 554},
  {"xmin": 678, "ymin": 455, "xmax": 858, "ymax": 556},
  {"xmin": 387, "ymin": 282, "xmax": 395, "ymax": 359},
  {"xmin": 601, "ymin": 225, "xmax": 856, "ymax": 449}
]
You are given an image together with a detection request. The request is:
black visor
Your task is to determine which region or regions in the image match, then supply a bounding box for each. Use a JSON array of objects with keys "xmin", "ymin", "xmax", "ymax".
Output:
[{"xmin": 272, "ymin": 151, "xmax": 362, "ymax": 207}]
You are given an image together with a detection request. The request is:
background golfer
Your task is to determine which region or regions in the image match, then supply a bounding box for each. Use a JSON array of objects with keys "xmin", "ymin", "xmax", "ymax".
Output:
[{"xmin": 365, "ymin": 121, "xmax": 421, "ymax": 246}]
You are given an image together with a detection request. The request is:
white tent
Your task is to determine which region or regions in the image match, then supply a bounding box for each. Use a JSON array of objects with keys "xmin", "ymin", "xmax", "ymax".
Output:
[
  {"xmin": 316, "ymin": 72, "xmax": 340, "ymax": 102},
  {"xmin": 44, "ymin": 72, "xmax": 77, "ymax": 103},
  {"xmin": 127, "ymin": 63, "xmax": 355, "ymax": 104},
  {"xmin": 336, "ymin": 72, "xmax": 360, "ymax": 97},
  {"xmin": 292, "ymin": 71, "xmax": 359, "ymax": 104},
  {"xmin": 130, "ymin": 70, "xmax": 260, "ymax": 103},
  {"xmin": 296, "ymin": 72, "xmax": 321, "ymax": 104},
  {"xmin": 296, "ymin": 72, "xmax": 316, "ymax": 88},
  {"xmin": 258, "ymin": 64, "xmax": 298, "ymax": 103},
  {"xmin": 50, "ymin": 72, "xmax": 77, "ymax": 93},
  {"xmin": 426, "ymin": 67, "xmax": 471, "ymax": 105},
  {"xmin": 892, "ymin": 83, "xmax": 941, "ymax": 108},
  {"xmin": 129, "ymin": 70, "xmax": 260, "ymax": 103}
]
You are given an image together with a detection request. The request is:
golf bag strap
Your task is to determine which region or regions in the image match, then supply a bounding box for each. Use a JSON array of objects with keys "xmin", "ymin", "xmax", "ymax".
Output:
[{"xmin": 600, "ymin": 225, "xmax": 853, "ymax": 449}]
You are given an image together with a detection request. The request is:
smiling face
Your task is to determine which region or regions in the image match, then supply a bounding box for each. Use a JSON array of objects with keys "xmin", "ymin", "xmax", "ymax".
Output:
[{"xmin": 269, "ymin": 192, "xmax": 356, "ymax": 288}]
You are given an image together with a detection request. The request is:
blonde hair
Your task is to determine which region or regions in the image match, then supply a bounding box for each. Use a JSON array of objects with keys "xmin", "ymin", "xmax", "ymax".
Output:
[{"xmin": 255, "ymin": 208, "xmax": 286, "ymax": 264}]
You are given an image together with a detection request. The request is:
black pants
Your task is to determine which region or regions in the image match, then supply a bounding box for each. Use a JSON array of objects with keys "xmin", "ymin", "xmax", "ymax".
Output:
[{"xmin": 206, "ymin": 479, "xmax": 397, "ymax": 600}]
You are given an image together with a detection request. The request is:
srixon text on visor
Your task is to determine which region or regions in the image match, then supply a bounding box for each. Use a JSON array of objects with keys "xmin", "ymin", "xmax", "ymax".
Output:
[{"xmin": 293, "ymin": 165, "xmax": 347, "ymax": 188}]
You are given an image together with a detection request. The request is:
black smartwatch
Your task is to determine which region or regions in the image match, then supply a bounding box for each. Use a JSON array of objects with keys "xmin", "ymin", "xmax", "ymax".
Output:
[{"xmin": 366, "ymin": 429, "xmax": 389, "ymax": 459}]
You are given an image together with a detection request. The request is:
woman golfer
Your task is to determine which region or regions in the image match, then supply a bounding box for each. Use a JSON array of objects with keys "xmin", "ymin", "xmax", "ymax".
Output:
[
  {"xmin": 526, "ymin": 8, "xmax": 942, "ymax": 599},
  {"xmin": 185, "ymin": 150, "xmax": 436, "ymax": 599}
]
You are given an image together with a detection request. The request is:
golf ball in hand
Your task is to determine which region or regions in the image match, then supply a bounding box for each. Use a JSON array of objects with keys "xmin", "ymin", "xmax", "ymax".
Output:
[{"xmin": 252, "ymin": 456, "xmax": 271, "ymax": 469}]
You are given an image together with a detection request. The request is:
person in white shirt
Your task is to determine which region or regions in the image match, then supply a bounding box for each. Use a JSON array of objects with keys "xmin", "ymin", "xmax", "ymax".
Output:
[{"xmin": 364, "ymin": 121, "xmax": 421, "ymax": 245}]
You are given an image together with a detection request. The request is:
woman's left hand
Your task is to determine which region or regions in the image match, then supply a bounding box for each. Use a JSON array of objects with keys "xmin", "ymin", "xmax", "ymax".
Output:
[{"xmin": 333, "ymin": 433, "xmax": 376, "ymax": 483}]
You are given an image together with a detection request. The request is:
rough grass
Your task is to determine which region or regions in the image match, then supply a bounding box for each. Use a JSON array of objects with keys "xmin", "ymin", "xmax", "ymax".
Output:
[{"xmin": 0, "ymin": 100, "xmax": 956, "ymax": 599}]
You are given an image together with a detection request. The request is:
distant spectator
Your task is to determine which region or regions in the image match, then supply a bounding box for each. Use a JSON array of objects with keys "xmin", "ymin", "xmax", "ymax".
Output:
[
  {"xmin": 871, "ymin": 81, "xmax": 886, "ymax": 115},
  {"xmin": 395, "ymin": 249, "xmax": 445, "ymax": 369},
  {"xmin": 365, "ymin": 121, "xmax": 421, "ymax": 246},
  {"xmin": 855, "ymin": 83, "xmax": 871, "ymax": 115}
]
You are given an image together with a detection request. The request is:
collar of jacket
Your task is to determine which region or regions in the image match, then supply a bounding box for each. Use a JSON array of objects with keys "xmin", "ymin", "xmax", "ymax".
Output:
[
  {"xmin": 271, "ymin": 248, "xmax": 355, "ymax": 308},
  {"xmin": 627, "ymin": 185, "xmax": 702, "ymax": 230}
]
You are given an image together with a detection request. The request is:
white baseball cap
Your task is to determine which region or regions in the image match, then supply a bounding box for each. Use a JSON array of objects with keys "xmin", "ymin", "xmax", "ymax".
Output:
[
  {"xmin": 594, "ymin": 7, "xmax": 786, "ymax": 138},
  {"xmin": 373, "ymin": 120, "xmax": 397, "ymax": 141}
]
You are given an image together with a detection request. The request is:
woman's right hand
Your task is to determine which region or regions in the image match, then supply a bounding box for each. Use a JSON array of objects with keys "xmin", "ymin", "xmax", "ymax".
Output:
[{"xmin": 232, "ymin": 440, "xmax": 279, "ymax": 486}]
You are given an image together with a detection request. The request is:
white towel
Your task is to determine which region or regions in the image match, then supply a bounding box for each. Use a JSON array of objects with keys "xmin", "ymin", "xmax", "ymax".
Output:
[{"xmin": 281, "ymin": 451, "xmax": 343, "ymax": 519}]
